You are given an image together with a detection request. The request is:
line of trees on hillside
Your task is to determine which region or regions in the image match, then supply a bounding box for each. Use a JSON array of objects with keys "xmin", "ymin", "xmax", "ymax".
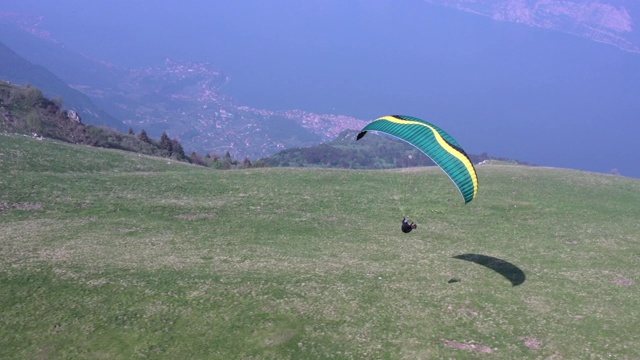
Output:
[{"xmin": 135, "ymin": 128, "xmax": 267, "ymax": 169}]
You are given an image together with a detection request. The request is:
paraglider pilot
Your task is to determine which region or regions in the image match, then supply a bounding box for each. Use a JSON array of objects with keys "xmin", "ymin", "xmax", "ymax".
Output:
[{"xmin": 401, "ymin": 217, "xmax": 417, "ymax": 233}]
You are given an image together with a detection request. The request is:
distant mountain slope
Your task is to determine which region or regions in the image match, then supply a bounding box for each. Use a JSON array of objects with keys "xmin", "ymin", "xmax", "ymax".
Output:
[
  {"xmin": 0, "ymin": 18, "xmax": 368, "ymax": 161},
  {"xmin": 0, "ymin": 40, "xmax": 121, "ymax": 129},
  {"xmin": 424, "ymin": 0, "xmax": 640, "ymax": 54},
  {"xmin": 0, "ymin": 18, "xmax": 126, "ymax": 91}
]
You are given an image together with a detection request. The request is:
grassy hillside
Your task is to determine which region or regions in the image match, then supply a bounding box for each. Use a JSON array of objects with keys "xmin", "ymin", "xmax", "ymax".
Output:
[{"xmin": 1, "ymin": 133, "xmax": 639, "ymax": 359}]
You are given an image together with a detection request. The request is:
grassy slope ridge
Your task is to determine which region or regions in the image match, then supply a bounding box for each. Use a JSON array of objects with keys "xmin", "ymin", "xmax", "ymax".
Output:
[{"xmin": 1, "ymin": 133, "xmax": 639, "ymax": 359}]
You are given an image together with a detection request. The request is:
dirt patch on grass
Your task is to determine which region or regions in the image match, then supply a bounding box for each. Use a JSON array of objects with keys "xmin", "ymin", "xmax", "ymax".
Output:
[
  {"xmin": 442, "ymin": 340, "xmax": 492, "ymax": 353},
  {"xmin": 0, "ymin": 201, "xmax": 43, "ymax": 212},
  {"xmin": 460, "ymin": 307, "xmax": 479, "ymax": 317},
  {"xmin": 611, "ymin": 276, "xmax": 633, "ymax": 286},
  {"xmin": 521, "ymin": 336, "xmax": 542, "ymax": 350}
]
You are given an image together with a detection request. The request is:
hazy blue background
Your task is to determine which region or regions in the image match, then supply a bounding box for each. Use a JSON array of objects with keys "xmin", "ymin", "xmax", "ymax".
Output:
[{"xmin": 3, "ymin": 0, "xmax": 640, "ymax": 177}]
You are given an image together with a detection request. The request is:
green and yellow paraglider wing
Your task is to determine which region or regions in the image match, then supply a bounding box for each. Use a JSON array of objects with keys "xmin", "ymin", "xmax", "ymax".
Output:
[{"xmin": 357, "ymin": 115, "xmax": 478, "ymax": 203}]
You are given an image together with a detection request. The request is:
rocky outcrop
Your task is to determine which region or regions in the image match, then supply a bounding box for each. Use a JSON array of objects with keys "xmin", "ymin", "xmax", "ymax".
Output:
[{"xmin": 67, "ymin": 109, "xmax": 81, "ymax": 123}]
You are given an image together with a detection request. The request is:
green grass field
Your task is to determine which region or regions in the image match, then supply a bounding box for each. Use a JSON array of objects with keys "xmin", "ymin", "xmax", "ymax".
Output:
[{"xmin": 1, "ymin": 133, "xmax": 639, "ymax": 359}]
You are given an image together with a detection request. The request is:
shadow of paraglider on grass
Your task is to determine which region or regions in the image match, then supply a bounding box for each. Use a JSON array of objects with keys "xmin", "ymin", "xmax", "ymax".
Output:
[{"xmin": 452, "ymin": 253, "xmax": 526, "ymax": 286}]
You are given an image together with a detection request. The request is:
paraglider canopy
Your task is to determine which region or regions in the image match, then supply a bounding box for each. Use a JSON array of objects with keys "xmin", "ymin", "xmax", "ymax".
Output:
[{"xmin": 357, "ymin": 115, "xmax": 478, "ymax": 204}]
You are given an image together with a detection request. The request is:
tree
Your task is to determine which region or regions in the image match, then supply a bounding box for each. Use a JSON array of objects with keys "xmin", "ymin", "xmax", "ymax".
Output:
[
  {"xmin": 128, "ymin": 127, "xmax": 135, "ymax": 135},
  {"xmin": 190, "ymin": 151, "xmax": 206, "ymax": 166},
  {"xmin": 159, "ymin": 131, "xmax": 173, "ymax": 153},
  {"xmin": 138, "ymin": 129, "xmax": 150, "ymax": 143},
  {"xmin": 224, "ymin": 151, "xmax": 237, "ymax": 165},
  {"xmin": 171, "ymin": 139, "xmax": 185, "ymax": 160}
]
